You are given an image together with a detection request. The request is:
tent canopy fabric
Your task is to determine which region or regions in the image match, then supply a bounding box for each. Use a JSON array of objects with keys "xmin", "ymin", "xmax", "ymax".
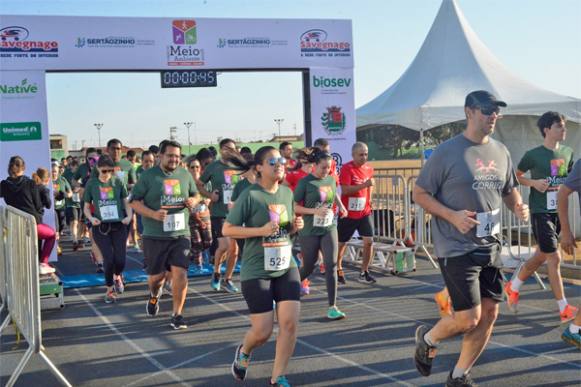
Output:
[{"xmin": 356, "ymin": 0, "xmax": 581, "ymax": 130}]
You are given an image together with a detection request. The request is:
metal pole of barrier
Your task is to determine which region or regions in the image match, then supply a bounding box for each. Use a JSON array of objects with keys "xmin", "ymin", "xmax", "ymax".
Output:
[{"xmin": 407, "ymin": 176, "xmax": 438, "ymax": 268}]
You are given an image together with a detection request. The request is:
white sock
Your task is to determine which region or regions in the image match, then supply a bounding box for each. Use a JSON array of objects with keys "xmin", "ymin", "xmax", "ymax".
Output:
[
  {"xmin": 557, "ymin": 298, "xmax": 568, "ymax": 313},
  {"xmin": 511, "ymin": 277, "xmax": 523, "ymax": 292},
  {"xmin": 452, "ymin": 366, "xmax": 466, "ymax": 379},
  {"xmin": 424, "ymin": 330, "xmax": 438, "ymax": 346},
  {"xmin": 569, "ymin": 323, "xmax": 580, "ymax": 334}
]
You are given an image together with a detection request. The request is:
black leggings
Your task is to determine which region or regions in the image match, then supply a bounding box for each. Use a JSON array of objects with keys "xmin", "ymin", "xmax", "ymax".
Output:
[
  {"xmin": 55, "ymin": 209, "xmax": 66, "ymax": 233},
  {"xmin": 93, "ymin": 222, "xmax": 128, "ymax": 287},
  {"xmin": 299, "ymin": 228, "xmax": 339, "ymax": 306}
]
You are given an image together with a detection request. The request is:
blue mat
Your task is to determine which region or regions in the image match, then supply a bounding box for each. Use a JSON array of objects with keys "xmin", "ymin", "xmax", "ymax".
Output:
[{"xmin": 61, "ymin": 263, "xmax": 241, "ymax": 289}]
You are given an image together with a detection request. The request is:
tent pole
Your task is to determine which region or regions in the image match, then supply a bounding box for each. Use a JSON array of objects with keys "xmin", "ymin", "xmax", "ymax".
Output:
[{"xmin": 419, "ymin": 127, "xmax": 425, "ymax": 168}]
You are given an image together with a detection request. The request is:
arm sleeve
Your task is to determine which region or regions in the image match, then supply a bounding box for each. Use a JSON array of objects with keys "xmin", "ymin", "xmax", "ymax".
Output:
[
  {"xmin": 226, "ymin": 189, "xmax": 250, "ymax": 226},
  {"xmin": 339, "ymin": 165, "xmax": 351, "ymax": 186},
  {"xmin": 517, "ymin": 151, "xmax": 531, "ymax": 173},
  {"xmin": 119, "ymin": 179, "xmax": 129, "ymax": 199},
  {"xmin": 564, "ymin": 159, "xmax": 581, "ymax": 192},
  {"xmin": 82, "ymin": 180, "xmax": 93, "ymax": 203},
  {"xmin": 200, "ymin": 163, "xmax": 212, "ymax": 184},
  {"xmin": 188, "ymin": 174, "xmax": 198, "ymax": 196},
  {"xmin": 131, "ymin": 175, "xmax": 147, "ymax": 201},
  {"xmin": 503, "ymin": 152, "xmax": 519, "ymax": 196},
  {"xmin": 293, "ymin": 178, "xmax": 307, "ymax": 204},
  {"xmin": 415, "ymin": 148, "xmax": 446, "ymax": 195}
]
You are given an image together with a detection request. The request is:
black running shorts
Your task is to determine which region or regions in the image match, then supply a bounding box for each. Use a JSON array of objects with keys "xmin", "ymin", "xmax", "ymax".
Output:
[
  {"xmin": 338, "ymin": 215, "xmax": 374, "ymax": 243},
  {"xmin": 143, "ymin": 237, "xmax": 191, "ymax": 275},
  {"xmin": 241, "ymin": 267, "xmax": 301, "ymax": 314},
  {"xmin": 531, "ymin": 213, "xmax": 560, "ymax": 254}
]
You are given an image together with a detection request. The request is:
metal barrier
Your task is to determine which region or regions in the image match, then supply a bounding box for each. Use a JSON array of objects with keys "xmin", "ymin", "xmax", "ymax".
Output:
[
  {"xmin": 0, "ymin": 207, "xmax": 8, "ymax": 324},
  {"xmin": 407, "ymin": 176, "xmax": 438, "ymax": 268},
  {"xmin": 0, "ymin": 205, "xmax": 71, "ymax": 387},
  {"xmin": 371, "ymin": 174, "xmax": 409, "ymax": 242}
]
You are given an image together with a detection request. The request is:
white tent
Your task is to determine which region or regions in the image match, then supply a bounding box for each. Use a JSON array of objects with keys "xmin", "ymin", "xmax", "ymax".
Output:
[{"xmin": 356, "ymin": 0, "xmax": 581, "ymax": 158}]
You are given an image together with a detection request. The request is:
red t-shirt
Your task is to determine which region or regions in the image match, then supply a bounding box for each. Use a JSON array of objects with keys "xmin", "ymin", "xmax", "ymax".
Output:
[
  {"xmin": 285, "ymin": 168, "xmax": 309, "ymax": 192},
  {"xmin": 340, "ymin": 161, "xmax": 374, "ymax": 219},
  {"xmin": 286, "ymin": 159, "xmax": 297, "ymax": 172}
]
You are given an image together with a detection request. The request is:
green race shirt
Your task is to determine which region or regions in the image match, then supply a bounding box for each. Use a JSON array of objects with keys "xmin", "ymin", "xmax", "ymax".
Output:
[
  {"xmin": 83, "ymin": 177, "xmax": 128, "ymax": 223},
  {"xmin": 231, "ymin": 178, "xmax": 252, "ymax": 202},
  {"xmin": 62, "ymin": 168, "xmax": 75, "ymax": 185},
  {"xmin": 517, "ymin": 145, "xmax": 574, "ymax": 214},
  {"xmin": 91, "ymin": 159, "xmax": 137, "ymax": 187},
  {"xmin": 131, "ymin": 166, "xmax": 198, "ymax": 239},
  {"xmin": 200, "ymin": 160, "xmax": 242, "ymax": 218},
  {"xmin": 226, "ymin": 183, "xmax": 296, "ymax": 281},
  {"xmin": 136, "ymin": 165, "xmax": 146, "ymax": 181},
  {"xmin": 52, "ymin": 176, "xmax": 71, "ymax": 210},
  {"xmin": 74, "ymin": 163, "xmax": 93, "ymax": 187},
  {"xmin": 294, "ymin": 174, "xmax": 337, "ymax": 236}
]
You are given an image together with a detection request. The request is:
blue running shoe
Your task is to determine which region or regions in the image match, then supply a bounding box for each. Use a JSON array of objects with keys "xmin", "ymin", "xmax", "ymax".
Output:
[
  {"xmin": 223, "ymin": 279, "xmax": 239, "ymax": 293},
  {"xmin": 561, "ymin": 327, "xmax": 581, "ymax": 349},
  {"xmin": 211, "ymin": 273, "xmax": 221, "ymax": 291},
  {"xmin": 231, "ymin": 344, "xmax": 251, "ymax": 381},
  {"xmin": 270, "ymin": 375, "xmax": 291, "ymax": 387}
]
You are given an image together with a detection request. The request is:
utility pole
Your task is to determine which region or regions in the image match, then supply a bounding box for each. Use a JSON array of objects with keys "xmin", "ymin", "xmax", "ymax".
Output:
[
  {"xmin": 94, "ymin": 123, "xmax": 103, "ymax": 147},
  {"xmin": 274, "ymin": 118, "xmax": 284, "ymax": 138}
]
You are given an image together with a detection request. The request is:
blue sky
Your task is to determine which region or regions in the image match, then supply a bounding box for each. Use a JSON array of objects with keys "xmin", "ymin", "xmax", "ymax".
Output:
[{"xmin": 3, "ymin": 0, "xmax": 580, "ymax": 148}]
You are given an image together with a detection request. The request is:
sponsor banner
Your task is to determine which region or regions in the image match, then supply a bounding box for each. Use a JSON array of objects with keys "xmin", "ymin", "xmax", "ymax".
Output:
[
  {"xmin": 0, "ymin": 70, "xmax": 57, "ymax": 261},
  {"xmin": 0, "ymin": 16, "xmax": 352, "ymax": 70},
  {"xmin": 309, "ymin": 67, "xmax": 356, "ymax": 172}
]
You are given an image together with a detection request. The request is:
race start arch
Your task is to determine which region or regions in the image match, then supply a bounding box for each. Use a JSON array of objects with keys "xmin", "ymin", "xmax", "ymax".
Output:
[{"xmin": 0, "ymin": 15, "xmax": 355, "ymax": 242}]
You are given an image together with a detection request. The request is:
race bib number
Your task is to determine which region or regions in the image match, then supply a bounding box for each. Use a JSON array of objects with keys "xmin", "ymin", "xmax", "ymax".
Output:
[
  {"xmin": 476, "ymin": 209, "xmax": 500, "ymax": 238},
  {"xmin": 55, "ymin": 199, "xmax": 65, "ymax": 208},
  {"xmin": 72, "ymin": 192, "xmax": 81, "ymax": 202},
  {"xmin": 100, "ymin": 205, "xmax": 119, "ymax": 221},
  {"xmin": 264, "ymin": 244, "xmax": 292, "ymax": 271},
  {"xmin": 546, "ymin": 190, "xmax": 558, "ymax": 210},
  {"xmin": 163, "ymin": 213, "xmax": 186, "ymax": 232},
  {"xmin": 348, "ymin": 197, "xmax": 366, "ymax": 211},
  {"xmin": 223, "ymin": 188, "xmax": 233, "ymax": 204},
  {"xmin": 314, "ymin": 209, "xmax": 333, "ymax": 227}
]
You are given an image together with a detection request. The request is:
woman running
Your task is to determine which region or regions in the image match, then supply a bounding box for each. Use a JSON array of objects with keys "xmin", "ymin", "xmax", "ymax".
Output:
[
  {"xmin": 294, "ymin": 149, "xmax": 348, "ymax": 320},
  {"xmin": 83, "ymin": 155, "xmax": 133, "ymax": 303},
  {"xmin": 187, "ymin": 155, "xmax": 213, "ymax": 270},
  {"xmin": 223, "ymin": 146, "xmax": 303, "ymax": 387}
]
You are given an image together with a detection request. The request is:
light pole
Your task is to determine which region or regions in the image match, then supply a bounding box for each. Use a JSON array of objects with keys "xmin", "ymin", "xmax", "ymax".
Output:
[
  {"xmin": 184, "ymin": 121, "xmax": 193, "ymax": 149},
  {"xmin": 94, "ymin": 123, "xmax": 103, "ymax": 147},
  {"xmin": 274, "ymin": 118, "xmax": 284, "ymax": 138}
]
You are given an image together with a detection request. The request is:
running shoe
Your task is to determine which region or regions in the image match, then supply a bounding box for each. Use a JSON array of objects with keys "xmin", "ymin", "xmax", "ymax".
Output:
[
  {"xmin": 434, "ymin": 289, "xmax": 453, "ymax": 317},
  {"xmin": 358, "ymin": 271, "xmax": 376, "ymax": 284},
  {"xmin": 269, "ymin": 375, "xmax": 291, "ymax": 387},
  {"xmin": 337, "ymin": 269, "xmax": 346, "ymax": 285},
  {"xmin": 560, "ymin": 305, "xmax": 579, "ymax": 324},
  {"xmin": 96, "ymin": 263, "xmax": 104, "ymax": 273},
  {"xmin": 104, "ymin": 290, "xmax": 117, "ymax": 304},
  {"xmin": 39, "ymin": 263, "xmax": 56, "ymax": 275},
  {"xmin": 300, "ymin": 279, "xmax": 310, "ymax": 296},
  {"xmin": 445, "ymin": 371, "xmax": 478, "ymax": 386},
  {"xmin": 57, "ymin": 245, "xmax": 63, "ymax": 256},
  {"xmin": 319, "ymin": 263, "xmax": 326, "ymax": 275},
  {"xmin": 231, "ymin": 344, "xmax": 251, "ymax": 381},
  {"xmin": 211, "ymin": 273, "xmax": 221, "ymax": 291},
  {"xmin": 170, "ymin": 314, "xmax": 187, "ymax": 330},
  {"xmin": 414, "ymin": 325, "xmax": 437, "ymax": 377},
  {"xmin": 504, "ymin": 281, "xmax": 519, "ymax": 313},
  {"xmin": 146, "ymin": 294, "xmax": 159, "ymax": 317},
  {"xmin": 222, "ymin": 279, "xmax": 239, "ymax": 293},
  {"xmin": 114, "ymin": 276, "xmax": 125, "ymax": 294},
  {"xmin": 82, "ymin": 237, "xmax": 91, "ymax": 245},
  {"xmin": 72, "ymin": 241, "xmax": 81, "ymax": 251},
  {"xmin": 327, "ymin": 306, "xmax": 346, "ymax": 320},
  {"xmin": 561, "ymin": 327, "xmax": 581, "ymax": 349}
]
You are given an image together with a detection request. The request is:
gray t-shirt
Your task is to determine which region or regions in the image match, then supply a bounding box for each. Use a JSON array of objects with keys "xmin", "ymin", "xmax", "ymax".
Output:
[
  {"xmin": 416, "ymin": 134, "xmax": 518, "ymax": 258},
  {"xmin": 564, "ymin": 159, "xmax": 581, "ymax": 215}
]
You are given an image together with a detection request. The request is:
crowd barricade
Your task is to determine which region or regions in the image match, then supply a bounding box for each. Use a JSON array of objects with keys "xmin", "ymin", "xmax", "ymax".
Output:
[
  {"xmin": 406, "ymin": 176, "xmax": 438, "ymax": 268},
  {"xmin": 0, "ymin": 205, "xmax": 71, "ymax": 387},
  {"xmin": 0, "ymin": 207, "xmax": 8, "ymax": 325}
]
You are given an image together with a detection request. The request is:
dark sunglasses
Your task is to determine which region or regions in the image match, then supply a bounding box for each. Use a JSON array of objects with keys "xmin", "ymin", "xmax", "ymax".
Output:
[
  {"xmin": 478, "ymin": 105, "xmax": 500, "ymax": 116},
  {"xmin": 266, "ymin": 157, "xmax": 287, "ymax": 166},
  {"xmin": 99, "ymin": 169, "xmax": 114, "ymax": 174}
]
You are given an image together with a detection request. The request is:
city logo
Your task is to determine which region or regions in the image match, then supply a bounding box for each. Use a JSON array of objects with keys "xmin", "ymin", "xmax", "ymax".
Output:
[
  {"xmin": 173, "ymin": 20, "xmax": 196, "ymax": 45},
  {"xmin": 550, "ymin": 159, "xmax": 566, "ymax": 177},
  {"xmin": 168, "ymin": 20, "xmax": 204, "ymax": 67},
  {"xmin": 331, "ymin": 152, "xmax": 342, "ymax": 174},
  {"xmin": 216, "ymin": 37, "xmax": 286, "ymax": 49},
  {"xmin": 312, "ymin": 76, "xmax": 351, "ymax": 88},
  {"xmin": 300, "ymin": 29, "xmax": 350, "ymax": 57},
  {"xmin": 99, "ymin": 186, "xmax": 115, "ymax": 200},
  {"xmin": 321, "ymin": 106, "xmax": 346, "ymax": 135},
  {"xmin": 0, "ymin": 26, "xmax": 59, "ymax": 58},
  {"xmin": 318, "ymin": 186, "xmax": 334, "ymax": 204},
  {"xmin": 0, "ymin": 78, "xmax": 38, "ymax": 97},
  {"xmin": 74, "ymin": 36, "xmax": 153, "ymax": 48},
  {"xmin": 163, "ymin": 179, "xmax": 182, "ymax": 196}
]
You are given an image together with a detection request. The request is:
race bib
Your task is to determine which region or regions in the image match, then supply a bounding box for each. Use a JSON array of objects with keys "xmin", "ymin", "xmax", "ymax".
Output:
[
  {"xmin": 546, "ymin": 190, "xmax": 558, "ymax": 210},
  {"xmin": 223, "ymin": 188, "xmax": 233, "ymax": 204},
  {"xmin": 100, "ymin": 205, "xmax": 119, "ymax": 221},
  {"xmin": 476, "ymin": 208, "xmax": 500, "ymax": 238},
  {"xmin": 264, "ymin": 244, "xmax": 292, "ymax": 271},
  {"xmin": 55, "ymin": 199, "xmax": 65, "ymax": 208},
  {"xmin": 72, "ymin": 192, "xmax": 81, "ymax": 202},
  {"xmin": 348, "ymin": 197, "xmax": 366, "ymax": 211},
  {"xmin": 314, "ymin": 209, "xmax": 334, "ymax": 227},
  {"xmin": 163, "ymin": 213, "xmax": 186, "ymax": 232}
]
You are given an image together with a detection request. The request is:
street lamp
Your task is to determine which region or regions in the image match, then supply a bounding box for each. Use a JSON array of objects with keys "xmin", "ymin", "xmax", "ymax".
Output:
[
  {"xmin": 274, "ymin": 118, "xmax": 284, "ymax": 138},
  {"xmin": 94, "ymin": 123, "xmax": 103, "ymax": 147},
  {"xmin": 184, "ymin": 121, "xmax": 193, "ymax": 147}
]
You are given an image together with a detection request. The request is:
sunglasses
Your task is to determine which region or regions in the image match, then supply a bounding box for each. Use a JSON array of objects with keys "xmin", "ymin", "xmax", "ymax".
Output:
[
  {"xmin": 478, "ymin": 105, "xmax": 500, "ymax": 116},
  {"xmin": 99, "ymin": 169, "xmax": 114, "ymax": 174},
  {"xmin": 266, "ymin": 157, "xmax": 287, "ymax": 166}
]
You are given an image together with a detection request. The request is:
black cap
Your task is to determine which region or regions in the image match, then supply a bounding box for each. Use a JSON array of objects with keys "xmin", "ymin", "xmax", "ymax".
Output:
[
  {"xmin": 465, "ymin": 90, "xmax": 507, "ymax": 109},
  {"xmin": 148, "ymin": 145, "xmax": 160, "ymax": 154}
]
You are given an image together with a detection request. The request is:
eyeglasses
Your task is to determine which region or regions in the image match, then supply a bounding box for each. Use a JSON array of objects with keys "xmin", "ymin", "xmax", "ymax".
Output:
[
  {"xmin": 478, "ymin": 105, "xmax": 500, "ymax": 116},
  {"xmin": 267, "ymin": 157, "xmax": 287, "ymax": 166},
  {"xmin": 99, "ymin": 169, "xmax": 114, "ymax": 174}
]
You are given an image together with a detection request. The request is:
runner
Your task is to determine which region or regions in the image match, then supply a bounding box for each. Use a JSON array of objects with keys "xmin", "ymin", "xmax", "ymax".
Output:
[
  {"xmin": 412, "ymin": 90, "xmax": 529, "ymax": 386},
  {"xmin": 294, "ymin": 148, "xmax": 348, "ymax": 320},
  {"xmin": 65, "ymin": 159, "xmax": 83, "ymax": 251},
  {"xmin": 557, "ymin": 158, "xmax": 580, "ymax": 348},
  {"xmin": 198, "ymin": 138, "xmax": 240, "ymax": 293},
  {"xmin": 505, "ymin": 111, "xmax": 577, "ymax": 322},
  {"xmin": 130, "ymin": 140, "xmax": 199, "ymax": 329},
  {"xmin": 336, "ymin": 142, "xmax": 377, "ymax": 285},
  {"xmin": 83, "ymin": 155, "xmax": 133, "ymax": 303},
  {"xmin": 223, "ymin": 146, "xmax": 304, "ymax": 387},
  {"xmin": 186, "ymin": 155, "xmax": 212, "ymax": 271},
  {"xmin": 279, "ymin": 141, "xmax": 296, "ymax": 171},
  {"xmin": 52, "ymin": 161, "xmax": 72, "ymax": 255}
]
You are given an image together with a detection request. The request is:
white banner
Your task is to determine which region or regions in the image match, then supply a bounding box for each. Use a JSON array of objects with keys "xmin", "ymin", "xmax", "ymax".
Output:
[
  {"xmin": 309, "ymin": 67, "xmax": 356, "ymax": 172},
  {"xmin": 0, "ymin": 70, "xmax": 57, "ymax": 261},
  {"xmin": 0, "ymin": 16, "xmax": 353, "ymax": 70}
]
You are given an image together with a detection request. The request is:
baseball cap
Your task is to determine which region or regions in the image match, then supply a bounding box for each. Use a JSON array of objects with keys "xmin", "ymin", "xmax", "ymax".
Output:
[
  {"xmin": 51, "ymin": 160, "xmax": 60, "ymax": 168},
  {"xmin": 465, "ymin": 90, "xmax": 507, "ymax": 109}
]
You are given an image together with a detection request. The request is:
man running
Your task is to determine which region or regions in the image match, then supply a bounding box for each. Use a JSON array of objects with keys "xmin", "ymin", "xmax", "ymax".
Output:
[
  {"xmin": 412, "ymin": 90, "xmax": 529, "ymax": 386},
  {"xmin": 198, "ymin": 138, "xmax": 240, "ymax": 293},
  {"xmin": 336, "ymin": 142, "xmax": 376, "ymax": 284},
  {"xmin": 280, "ymin": 141, "xmax": 296, "ymax": 171},
  {"xmin": 505, "ymin": 112, "xmax": 577, "ymax": 322},
  {"xmin": 130, "ymin": 140, "xmax": 200, "ymax": 329}
]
